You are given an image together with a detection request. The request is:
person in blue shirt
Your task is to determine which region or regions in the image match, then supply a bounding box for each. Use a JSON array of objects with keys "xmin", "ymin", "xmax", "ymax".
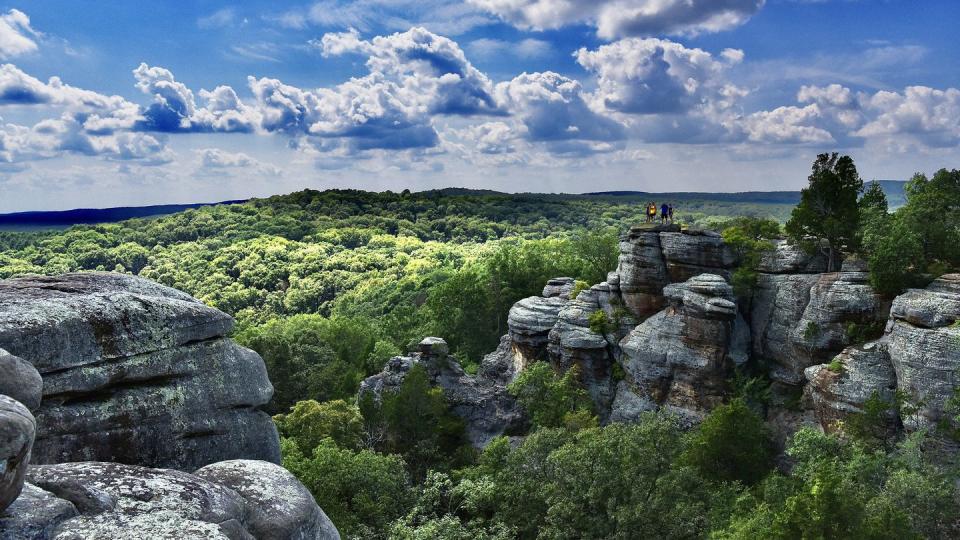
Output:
[{"xmin": 660, "ymin": 203, "xmax": 669, "ymax": 224}]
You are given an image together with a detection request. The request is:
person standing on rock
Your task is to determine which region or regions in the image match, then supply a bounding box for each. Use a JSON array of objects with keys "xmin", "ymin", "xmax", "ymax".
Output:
[
  {"xmin": 668, "ymin": 204, "xmax": 674, "ymax": 223},
  {"xmin": 661, "ymin": 203, "xmax": 669, "ymax": 224}
]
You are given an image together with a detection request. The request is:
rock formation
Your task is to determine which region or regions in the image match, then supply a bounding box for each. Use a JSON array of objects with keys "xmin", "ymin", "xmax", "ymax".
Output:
[
  {"xmin": 615, "ymin": 274, "xmax": 747, "ymax": 425},
  {"xmin": 802, "ymin": 274, "xmax": 960, "ymax": 438},
  {"xmin": 1, "ymin": 461, "xmax": 339, "ymax": 539},
  {"xmin": 1, "ymin": 395, "xmax": 35, "ymax": 514},
  {"xmin": 0, "ymin": 272, "xmax": 280, "ymax": 471},
  {"xmin": 804, "ymin": 342, "xmax": 898, "ymax": 433},
  {"xmin": 886, "ymin": 274, "xmax": 960, "ymax": 432},
  {"xmin": 752, "ymin": 258, "xmax": 887, "ymax": 386},
  {"xmin": 359, "ymin": 337, "xmax": 526, "ymax": 447},
  {"xmin": 0, "ymin": 272, "xmax": 340, "ymax": 539}
]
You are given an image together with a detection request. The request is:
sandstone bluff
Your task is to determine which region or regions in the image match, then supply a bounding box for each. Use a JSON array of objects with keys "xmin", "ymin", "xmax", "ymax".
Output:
[
  {"xmin": 360, "ymin": 224, "xmax": 960, "ymax": 451},
  {"xmin": 0, "ymin": 273, "xmax": 339, "ymax": 539}
]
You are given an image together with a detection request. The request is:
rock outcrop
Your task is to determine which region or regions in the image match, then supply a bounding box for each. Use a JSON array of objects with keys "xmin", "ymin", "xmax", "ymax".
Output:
[
  {"xmin": 0, "ymin": 349, "xmax": 42, "ymax": 411},
  {"xmin": 359, "ymin": 338, "xmax": 526, "ymax": 447},
  {"xmin": 1, "ymin": 461, "xmax": 339, "ymax": 539},
  {"xmin": 615, "ymin": 274, "xmax": 746, "ymax": 424},
  {"xmin": 0, "ymin": 272, "xmax": 279, "ymax": 471},
  {"xmin": 1, "ymin": 396, "xmax": 35, "ymax": 514},
  {"xmin": 804, "ymin": 342, "xmax": 898, "ymax": 433},
  {"xmin": 886, "ymin": 274, "xmax": 960, "ymax": 432},
  {"xmin": 752, "ymin": 260, "xmax": 887, "ymax": 386},
  {"xmin": 0, "ymin": 272, "xmax": 341, "ymax": 539}
]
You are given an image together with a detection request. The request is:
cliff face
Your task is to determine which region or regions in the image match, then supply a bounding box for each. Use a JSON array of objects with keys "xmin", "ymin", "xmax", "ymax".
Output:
[
  {"xmin": 441, "ymin": 225, "xmax": 959, "ymax": 447},
  {"xmin": 0, "ymin": 273, "xmax": 339, "ymax": 539},
  {"xmin": 0, "ymin": 272, "xmax": 279, "ymax": 470}
]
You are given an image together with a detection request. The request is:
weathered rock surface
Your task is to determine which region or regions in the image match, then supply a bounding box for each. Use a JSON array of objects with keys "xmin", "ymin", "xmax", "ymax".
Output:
[
  {"xmin": 508, "ymin": 295, "xmax": 567, "ymax": 370},
  {"xmin": 752, "ymin": 266, "xmax": 886, "ymax": 386},
  {"xmin": 0, "ymin": 461, "xmax": 339, "ymax": 539},
  {"xmin": 887, "ymin": 274, "xmax": 960, "ymax": 432},
  {"xmin": 615, "ymin": 274, "xmax": 743, "ymax": 425},
  {"xmin": 804, "ymin": 342, "xmax": 898, "ymax": 432},
  {"xmin": 616, "ymin": 225, "xmax": 673, "ymax": 318},
  {"xmin": 757, "ymin": 240, "xmax": 828, "ymax": 274},
  {"xmin": 0, "ymin": 482, "xmax": 77, "ymax": 539},
  {"xmin": 548, "ymin": 277, "xmax": 637, "ymax": 418},
  {"xmin": 0, "ymin": 349, "xmax": 42, "ymax": 411},
  {"xmin": 0, "ymin": 272, "xmax": 279, "ymax": 471},
  {"xmin": 1, "ymin": 396, "xmax": 35, "ymax": 513},
  {"xmin": 659, "ymin": 230, "xmax": 737, "ymax": 283},
  {"xmin": 542, "ymin": 277, "xmax": 576, "ymax": 299},
  {"xmin": 617, "ymin": 226, "xmax": 741, "ymax": 319},
  {"xmin": 359, "ymin": 338, "xmax": 525, "ymax": 447},
  {"xmin": 194, "ymin": 460, "xmax": 341, "ymax": 540}
]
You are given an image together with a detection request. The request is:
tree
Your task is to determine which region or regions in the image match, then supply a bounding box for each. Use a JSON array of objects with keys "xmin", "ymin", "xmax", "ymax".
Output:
[
  {"xmin": 899, "ymin": 169, "xmax": 960, "ymax": 268},
  {"xmin": 786, "ymin": 153, "xmax": 864, "ymax": 271},
  {"xmin": 274, "ymin": 399, "xmax": 365, "ymax": 451},
  {"xmin": 682, "ymin": 398, "xmax": 774, "ymax": 485},
  {"xmin": 281, "ymin": 438, "xmax": 412, "ymax": 539},
  {"xmin": 359, "ymin": 364, "xmax": 468, "ymax": 479}
]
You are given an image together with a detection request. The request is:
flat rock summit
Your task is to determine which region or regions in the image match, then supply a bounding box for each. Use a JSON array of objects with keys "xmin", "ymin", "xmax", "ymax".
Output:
[{"xmin": 0, "ymin": 273, "xmax": 339, "ymax": 539}]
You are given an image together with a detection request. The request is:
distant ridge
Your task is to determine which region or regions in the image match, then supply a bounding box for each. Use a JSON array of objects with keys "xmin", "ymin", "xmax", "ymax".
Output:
[
  {"xmin": 0, "ymin": 200, "xmax": 247, "ymax": 230},
  {"xmin": 0, "ymin": 181, "xmax": 907, "ymax": 230}
]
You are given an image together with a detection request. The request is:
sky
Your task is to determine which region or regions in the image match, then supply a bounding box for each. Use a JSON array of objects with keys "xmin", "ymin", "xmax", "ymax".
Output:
[{"xmin": 0, "ymin": 0, "xmax": 958, "ymax": 212}]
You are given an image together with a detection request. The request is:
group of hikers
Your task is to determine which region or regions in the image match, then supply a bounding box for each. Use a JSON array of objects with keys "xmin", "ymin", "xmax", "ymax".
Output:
[{"xmin": 645, "ymin": 202, "xmax": 674, "ymax": 224}]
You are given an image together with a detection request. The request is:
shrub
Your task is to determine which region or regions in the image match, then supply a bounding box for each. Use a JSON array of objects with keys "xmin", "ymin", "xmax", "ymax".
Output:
[
  {"xmin": 682, "ymin": 398, "xmax": 775, "ymax": 485},
  {"xmin": 827, "ymin": 358, "xmax": 844, "ymax": 374},
  {"xmin": 508, "ymin": 362, "xmax": 594, "ymax": 429},
  {"xmin": 588, "ymin": 309, "xmax": 613, "ymax": 335}
]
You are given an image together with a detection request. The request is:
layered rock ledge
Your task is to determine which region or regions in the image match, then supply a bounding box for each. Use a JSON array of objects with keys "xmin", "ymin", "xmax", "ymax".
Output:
[{"xmin": 0, "ymin": 272, "xmax": 280, "ymax": 471}]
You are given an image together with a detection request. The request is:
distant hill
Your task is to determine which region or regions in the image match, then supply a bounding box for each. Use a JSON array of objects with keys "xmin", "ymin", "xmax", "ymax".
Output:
[
  {"xmin": 0, "ymin": 200, "xmax": 247, "ymax": 230},
  {"xmin": 0, "ymin": 181, "xmax": 908, "ymax": 230}
]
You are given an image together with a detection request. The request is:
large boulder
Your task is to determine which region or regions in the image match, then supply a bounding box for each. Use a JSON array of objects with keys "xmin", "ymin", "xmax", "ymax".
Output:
[
  {"xmin": 194, "ymin": 460, "xmax": 340, "ymax": 540},
  {"xmin": 0, "ymin": 349, "xmax": 42, "ymax": 411},
  {"xmin": 0, "ymin": 482, "xmax": 77, "ymax": 539},
  {"xmin": 1, "ymin": 461, "xmax": 339, "ymax": 539},
  {"xmin": 615, "ymin": 274, "xmax": 745, "ymax": 425},
  {"xmin": 887, "ymin": 274, "xmax": 960, "ymax": 432},
  {"xmin": 0, "ymin": 396, "xmax": 35, "ymax": 514},
  {"xmin": 804, "ymin": 342, "xmax": 898, "ymax": 433},
  {"xmin": 508, "ymin": 295, "xmax": 567, "ymax": 371},
  {"xmin": 0, "ymin": 272, "xmax": 279, "ymax": 471},
  {"xmin": 359, "ymin": 338, "xmax": 525, "ymax": 447}
]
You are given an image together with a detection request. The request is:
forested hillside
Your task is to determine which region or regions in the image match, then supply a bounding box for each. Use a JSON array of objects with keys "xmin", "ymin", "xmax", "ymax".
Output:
[
  {"xmin": 1, "ymin": 165, "xmax": 958, "ymax": 539},
  {"xmin": 0, "ymin": 189, "xmax": 790, "ymax": 407}
]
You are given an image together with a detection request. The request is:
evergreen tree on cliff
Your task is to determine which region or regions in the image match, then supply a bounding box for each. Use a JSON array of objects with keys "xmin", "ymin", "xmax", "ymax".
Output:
[{"xmin": 786, "ymin": 153, "xmax": 864, "ymax": 271}]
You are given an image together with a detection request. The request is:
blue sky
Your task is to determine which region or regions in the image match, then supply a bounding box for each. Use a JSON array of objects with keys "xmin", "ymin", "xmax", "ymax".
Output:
[{"xmin": 1, "ymin": 0, "xmax": 959, "ymax": 211}]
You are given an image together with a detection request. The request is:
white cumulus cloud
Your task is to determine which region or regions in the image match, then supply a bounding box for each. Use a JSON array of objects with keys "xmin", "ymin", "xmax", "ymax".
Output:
[
  {"xmin": 469, "ymin": 0, "xmax": 765, "ymax": 39},
  {"xmin": 0, "ymin": 9, "xmax": 39, "ymax": 60}
]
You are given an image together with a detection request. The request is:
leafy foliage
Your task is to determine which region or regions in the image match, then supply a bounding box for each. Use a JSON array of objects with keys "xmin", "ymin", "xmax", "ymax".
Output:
[
  {"xmin": 274, "ymin": 399, "xmax": 365, "ymax": 452},
  {"xmin": 721, "ymin": 216, "xmax": 780, "ymax": 294},
  {"xmin": 507, "ymin": 362, "xmax": 595, "ymax": 430},
  {"xmin": 359, "ymin": 364, "xmax": 469, "ymax": 480},
  {"xmin": 682, "ymin": 398, "xmax": 774, "ymax": 485},
  {"xmin": 786, "ymin": 153, "xmax": 864, "ymax": 271},
  {"xmin": 281, "ymin": 438, "xmax": 412, "ymax": 538}
]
